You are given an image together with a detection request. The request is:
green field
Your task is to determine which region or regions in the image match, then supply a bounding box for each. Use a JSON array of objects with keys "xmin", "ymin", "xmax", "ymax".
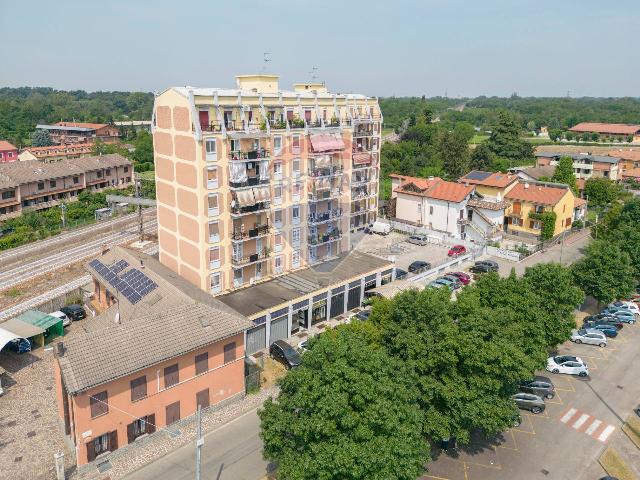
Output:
[
  {"xmin": 470, "ymin": 134, "xmax": 489, "ymax": 144},
  {"xmin": 382, "ymin": 128, "xmax": 394, "ymax": 137}
]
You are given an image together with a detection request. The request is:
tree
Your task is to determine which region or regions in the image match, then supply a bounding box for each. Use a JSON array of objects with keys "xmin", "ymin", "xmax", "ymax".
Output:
[
  {"xmin": 131, "ymin": 130, "xmax": 154, "ymax": 164},
  {"xmin": 572, "ymin": 240, "xmax": 635, "ymax": 305},
  {"xmin": 484, "ymin": 111, "xmax": 534, "ymax": 163},
  {"xmin": 470, "ymin": 143, "xmax": 495, "ymax": 171},
  {"xmin": 584, "ymin": 177, "xmax": 618, "ymax": 208},
  {"xmin": 31, "ymin": 129, "xmax": 52, "ymax": 147},
  {"xmin": 438, "ymin": 127, "xmax": 470, "ymax": 179},
  {"xmin": 552, "ymin": 156, "xmax": 578, "ymax": 194},
  {"xmin": 259, "ymin": 328, "xmax": 427, "ymax": 480}
]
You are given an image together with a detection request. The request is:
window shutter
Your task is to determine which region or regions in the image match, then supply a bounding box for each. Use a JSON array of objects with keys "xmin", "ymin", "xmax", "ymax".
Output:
[
  {"xmin": 195, "ymin": 352, "xmax": 209, "ymax": 375},
  {"xmin": 196, "ymin": 389, "xmax": 210, "ymax": 410},
  {"xmin": 223, "ymin": 342, "xmax": 236, "ymax": 364},
  {"xmin": 127, "ymin": 422, "xmax": 135, "ymax": 444},
  {"xmin": 130, "ymin": 376, "xmax": 147, "ymax": 402},
  {"xmin": 90, "ymin": 391, "xmax": 108, "ymax": 418},
  {"xmin": 164, "ymin": 364, "xmax": 179, "ymax": 388},
  {"xmin": 148, "ymin": 414, "xmax": 156, "ymax": 434},
  {"xmin": 109, "ymin": 430, "xmax": 118, "ymax": 452},
  {"xmin": 86, "ymin": 440, "xmax": 97, "ymax": 463}
]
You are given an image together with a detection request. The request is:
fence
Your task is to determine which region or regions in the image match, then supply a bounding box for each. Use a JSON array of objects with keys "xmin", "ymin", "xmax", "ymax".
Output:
[
  {"xmin": 382, "ymin": 218, "xmax": 476, "ymax": 249},
  {"xmin": 486, "ymin": 245, "xmax": 523, "ymax": 262}
]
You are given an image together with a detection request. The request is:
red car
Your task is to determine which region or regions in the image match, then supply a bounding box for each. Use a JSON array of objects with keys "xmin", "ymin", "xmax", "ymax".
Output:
[
  {"xmin": 448, "ymin": 245, "xmax": 466, "ymax": 257},
  {"xmin": 449, "ymin": 271, "xmax": 471, "ymax": 285}
]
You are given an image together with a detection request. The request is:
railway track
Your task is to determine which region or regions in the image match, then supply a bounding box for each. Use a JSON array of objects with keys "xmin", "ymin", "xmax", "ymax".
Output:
[{"xmin": 0, "ymin": 220, "xmax": 158, "ymax": 291}]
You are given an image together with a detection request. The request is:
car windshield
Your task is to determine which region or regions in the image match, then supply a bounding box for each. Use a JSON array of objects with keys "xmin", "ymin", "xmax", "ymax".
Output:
[{"xmin": 577, "ymin": 329, "xmax": 587, "ymax": 335}]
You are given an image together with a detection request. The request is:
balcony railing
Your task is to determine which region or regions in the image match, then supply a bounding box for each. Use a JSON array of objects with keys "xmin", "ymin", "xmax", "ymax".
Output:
[
  {"xmin": 352, "ymin": 190, "xmax": 374, "ymax": 200},
  {"xmin": 231, "ymin": 201, "xmax": 270, "ymax": 216},
  {"xmin": 353, "ymin": 129, "xmax": 375, "ymax": 138},
  {"xmin": 229, "ymin": 149, "xmax": 270, "ymax": 161},
  {"xmin": 308, "ymin": 231, "xmax": 342, "ymax": 246},
  {"xmin": 232, "ymin": 249, "xmax": 272, "ymax": 267},
  {"xmin": 308, "ymin": 209, "xmax": 342, "ymax": 225},
  {"xmin": 352, "ymin": 145, "xmax": 375, "ymax": 153},
  {"xmin": 308, "ymin": 166, "xmax": 344, "ymax": 178},
  {"xmin": 351, "ymin": 176, "xmax": 372, "ymax": 186},
  {"xmin": 269, "ymin": 119, "xmax": 288, "ymax": 130},
  {"xmin": 308, "ymin": 190, "xmax": 341, "ymax": 202},
  {"xmin": 229, "ymin": 176, "xmax": 270, "ymax": 189},
  {"xmin": 231, "ymin": 223, "xmax": 271, "ymax": 241}
]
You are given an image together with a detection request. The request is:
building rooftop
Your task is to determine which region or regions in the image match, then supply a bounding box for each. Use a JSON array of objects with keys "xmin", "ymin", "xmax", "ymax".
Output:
[
  {"xmin": 55, "ymin": 121, "xmax": 109, "ymax": 130},
  {"xmin": 568, "ymin": 122, "xmax": 640, "ymax": 135},
  {"xmin": 218, "ymin": 251, "xmax": 393, "ymax": 317},
  {"xmin": 622, "ymin": 168, "xmax": 640, "ymax": 179},
  {"xmin": 505, "ymin": 181, "xmax": 570, "ymax": 206},
  {"xmin": 393, "ymin": 175, "xmax": 474, "ymax": 203},
  {"xmin": 169, "ymin": 86, "xmax": 373, "ymax": 101},
  {"xmin": 58, "ymin": 247, "xmax": 251, "ymax": 394},
  {"xmin": 516, "ymin": 165, "xmax": 557, "ymax": 181},
  {"xmin": 535, "ymin": 152, "xmax": 621, "ymax": 164},
  {"xmin": 36, "ymin": 124, "xmax": 95, "ymax": 133},
  {"xmin": 0, "ymin": 140, "xmax": 17, "ymax": 151},
  {"xmin": 459, "ymin": 171, "xmax": 518, "ymax": 188},
  {"xmin": 23, "ymin": 143, "xmax": 94, "ymax": 157},
  {"xmin": 606, "ymin": 149, "xmax": 640, "ymax": 162}
]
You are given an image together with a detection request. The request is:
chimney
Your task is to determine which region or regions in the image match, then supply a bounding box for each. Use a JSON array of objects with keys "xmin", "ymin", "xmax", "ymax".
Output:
[{"xmin": 56, "ymin": 342, "xmax": 65, "ymax": 357}]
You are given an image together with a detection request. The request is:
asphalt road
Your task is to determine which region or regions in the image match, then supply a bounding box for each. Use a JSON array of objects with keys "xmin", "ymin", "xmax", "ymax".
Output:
[{"xmin": 125, "ymin": 410, "xmax": 270, "ymax": 480}]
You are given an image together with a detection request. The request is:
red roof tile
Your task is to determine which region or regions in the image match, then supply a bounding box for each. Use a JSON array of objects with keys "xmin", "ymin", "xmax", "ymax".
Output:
[
  {"xmin": 622, "ymin": 168, "xmax": 640, "ymax": 179},
  {"xmin": 0, "ymin": 141, "xmax": 17, "ymax": 151},
  {"xmin": 55, "ymin": 121, "xmax": 109, "ymax": 130},
  {"xmin": 394, "ymin": 175, "xmax": 474, "ymax": 203},
  {"xmin": 505, "ymin": 182, "xmax": 570, "ymax": 206},
  {"xmin": 569, "ymin": 123, "xmax": 640, "ymax": 135},
  {"xmin": 459, "ymin": 171, "xmax": 518, "ymax": 188},
  {"xmin": 605, "ymin": 149, "xmax": 640, "ymax": 162}
]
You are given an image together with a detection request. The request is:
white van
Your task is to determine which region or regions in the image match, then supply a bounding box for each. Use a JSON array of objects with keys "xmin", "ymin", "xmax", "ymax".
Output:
[{"xmin": 370, "ymin": 221, "xmax": 391, "ymax": 235}]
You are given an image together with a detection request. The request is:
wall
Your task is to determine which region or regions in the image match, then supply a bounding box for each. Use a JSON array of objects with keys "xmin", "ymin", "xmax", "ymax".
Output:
[
  {"xmin": 486, "ymin": 245, "xmax": 522, "ymax": 262},
  {"xmin": 427, "ymin": 198, "xmax": 466, "ymax": 237},
  {"xmin": 394, "ymin": 193, "xmax": 421, "ymax": 224}
]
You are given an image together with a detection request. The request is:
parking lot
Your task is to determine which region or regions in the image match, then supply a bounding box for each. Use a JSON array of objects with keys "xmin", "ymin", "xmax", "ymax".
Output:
[{"xmin": 421, "ymin": 316, "xmax": 640, "ymax": 480}]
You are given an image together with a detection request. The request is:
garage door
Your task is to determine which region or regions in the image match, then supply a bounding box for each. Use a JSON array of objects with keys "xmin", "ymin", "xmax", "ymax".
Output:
[
  {"xmin": 269, "ymin": 316, "xmax": 288, "ymax": 345},
  {"xmin": 246, "ymin": 325, "xmax": 266, "ymax": 355},
  {"xmin": 330, "ymin": 293, "xmax": 344, "ymax": 318},
  {"xmin": 347, "ymin": 286, "xmax": 361, "ymax": 310}
]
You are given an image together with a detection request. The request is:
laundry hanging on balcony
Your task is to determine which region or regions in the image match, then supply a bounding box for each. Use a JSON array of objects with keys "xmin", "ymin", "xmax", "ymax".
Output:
[
  {"xmin": 314, "ymin": 155, "xmax": 332, "ymax": 168},
  {"xmin": 235, "ymin": 189, "xmax": 256, "ymax": 207},
  {"xmin": 230, "ymin": 162, "xmax": 248, "ymax": 183},
  {"xmin": 310, "ymin": 134, "xmax": 344, "ymax": 153},
  {"xmin": 259, "ymin": 160, "xmax": 269, "ymax": 181},
  {"xmin": 252, "ymin": 186, "xmax": 271, "ymax": 203},
  {"xmin": 353, "ymin": 152, "xmax": 372, "ymax": 165}
]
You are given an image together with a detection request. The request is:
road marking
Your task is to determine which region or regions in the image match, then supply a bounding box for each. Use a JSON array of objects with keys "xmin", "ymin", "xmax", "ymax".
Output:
[
  {"xmin": 561, "ymin": 408, "xmax": 578, "ymax": 423},
  {"xmin": 585, "ymin": 419, "xmax": 602, "ymax": 436},
  {"xmin": 598, "ymin": 425, "xmax": 615, "ymax": 443},
  {"xmin": 572, "ymin": 414, "xmax": 590, "ymax": 429}
]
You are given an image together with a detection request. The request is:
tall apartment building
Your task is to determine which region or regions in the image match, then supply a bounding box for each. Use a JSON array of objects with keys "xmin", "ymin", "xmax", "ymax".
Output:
[{"xmin": 152, "ymin": 75, "xmax": 381, "ymax": 295}]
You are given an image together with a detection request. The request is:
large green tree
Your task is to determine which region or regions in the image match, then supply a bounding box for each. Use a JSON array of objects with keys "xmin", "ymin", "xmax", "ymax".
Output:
[
  {"xmin": 438, "ymin": 127, "xmax": 471, "ymax": 179},
  {"xmin": 552, "ymin": 156, "xmax": 578, "ymax": 194},
  {"xmin": 30, "ymin": 129, "xmax": 52, "ymax": 147},
  {"xmin": 259, "ymin": 328, "xmax": 427, "ymax": 480},
  {"xmin": 484, "ymin": 111, "xmax": 534, "ymax": 162},
  {"xmin": 584, "ymin": 177, "xmax": 619, "ymax": 208}
]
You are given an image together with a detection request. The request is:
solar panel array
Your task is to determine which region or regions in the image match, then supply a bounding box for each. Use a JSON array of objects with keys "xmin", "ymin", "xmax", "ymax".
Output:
[
  {"xmin": 464, "ymin": 171, "xmax": 492, "ymax": 181},
  {"xmin": 88, "ymin": 259, "xmax": 158, "ymax": 305}
]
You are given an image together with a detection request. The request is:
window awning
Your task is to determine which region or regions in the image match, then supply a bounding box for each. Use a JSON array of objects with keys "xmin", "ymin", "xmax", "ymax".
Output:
[
  {"xmin": 310, "ymin": 134, "xmax": 344, "ymax": 153},
  {"xmin": 253, "ymin": 186, "xmax": 271, "ymax": 202},
  {"xmin": 314, "ymin": 155, "xmax": 331, "ymax": 168},
  {"xmin": 236, "ymin": 189, "xmax": 256, "ymax": 207},
  {"xmin": 353, "ymin": 152, "xmax": 372, "ymax": 165}
]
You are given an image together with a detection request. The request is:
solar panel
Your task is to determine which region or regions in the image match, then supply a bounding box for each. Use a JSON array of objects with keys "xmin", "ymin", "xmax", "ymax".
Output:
[
  {"xmin": 464, "ymin": 170, "xmax": 492, "ymax": 181},
  {"xmin": 111, "ymin": 260, "xmax": 129, "ymax": 274},
  {"xmin": 91, "ymin": 258, "xmax": 157, "ymax": 304}
]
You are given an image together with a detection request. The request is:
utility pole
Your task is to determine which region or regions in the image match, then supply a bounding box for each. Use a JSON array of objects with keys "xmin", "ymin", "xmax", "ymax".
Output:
[
  {"xmin": 559, "ymin": 229, "xmax": 566, "ymax": 264},
  {"xmin": 195, "ymin": 405, "xmax": 203, "ymax": 480},
  {"xmin": 135, "ymin": 177, "xmax": 143, "ymax": 243},
  {"xmin": 54, "ymin": 452, "xmax": 65, "ymax": 480},
  {"xmin": 60, "ymin": 203, "xmax": 67, "ymax": 229}
]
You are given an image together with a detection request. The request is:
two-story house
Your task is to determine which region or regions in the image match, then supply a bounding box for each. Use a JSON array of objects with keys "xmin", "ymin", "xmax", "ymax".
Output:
[{"xmin": 0, "ymin": 140, "xmax": 19, "ymax": 163}]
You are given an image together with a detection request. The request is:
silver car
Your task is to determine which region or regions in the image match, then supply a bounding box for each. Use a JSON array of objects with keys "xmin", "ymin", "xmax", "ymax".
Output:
[
  {"xmin": 511, "ymin": 393, "xmax": 546, "ymax": 414},
  {"xmin": 570, "ymin": 328, "xmax": 607, "ymax": 347},
  {"xmin": 407, "ymin": 235, "xmax": 429, "ymax": 246}
]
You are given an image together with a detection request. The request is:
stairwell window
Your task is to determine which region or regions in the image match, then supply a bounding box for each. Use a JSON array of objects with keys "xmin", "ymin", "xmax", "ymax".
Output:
[
  {"xmin": 292, "ymin": 134, "xmax": 301, "ymax": 154},
  {"xmin": 209, "ymin": 246, "xmax": 220, "ymax": 269},
  {"xmin": 273, "ymin": 162, "xmax": 282, "ymax": 180},
  {"xmin": 205, "ymin": 138, "xmax": 217, "ymax": 161},
  {"xmin": 274, "ymin": 209, "xmax": 283, "ymax": 229},
  {"xmin": 209, "ymin": 221, "xmax": 220, "ymax": 243},
  {"xmin": 273, "ymin": 185, "xmax": 282, "ymax": 205},
  {"xmin": 275, "ymin": 233, "xmax": 283, "ymax": 252}
]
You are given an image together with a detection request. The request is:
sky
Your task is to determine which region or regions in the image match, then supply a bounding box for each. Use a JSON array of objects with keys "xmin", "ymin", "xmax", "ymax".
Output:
[{"xmin": 1, "ymin": 0, "xmax": 638, "ymax": 98}]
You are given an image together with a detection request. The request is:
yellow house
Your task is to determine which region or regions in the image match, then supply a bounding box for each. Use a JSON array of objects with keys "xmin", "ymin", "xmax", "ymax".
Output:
[
  {"xmin": 458, "ymin": 171, "xmax": 518, "ymax": 201},
  {"xmin": 504, "ymin": 181, "xmax": 576, "ymax": 239}
]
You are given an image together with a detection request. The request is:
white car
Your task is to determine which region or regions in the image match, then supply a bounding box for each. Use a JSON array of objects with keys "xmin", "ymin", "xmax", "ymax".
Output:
[
  {"xmin": 50, "ymin": 311, "xmax": 71, "ymax": 328},
  {"xmin": 546, "ymin": 355, "xmax": 589, "ymax": 377},
  {"xmin": 609, "ymin": 301, "xmax": 639, "ymax": 315},
  {"xmin": 570, "ymin": 328, "xmax": 607, "ymax": 347}
]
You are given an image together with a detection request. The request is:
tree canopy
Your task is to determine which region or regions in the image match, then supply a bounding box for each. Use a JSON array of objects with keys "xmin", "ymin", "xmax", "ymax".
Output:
[{"xmin": 552, "ymin": 156, "xmax": 578, "ymax": 194}]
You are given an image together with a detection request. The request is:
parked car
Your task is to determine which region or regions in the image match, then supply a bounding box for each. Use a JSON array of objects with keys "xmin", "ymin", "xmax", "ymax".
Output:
[
  {"xmin": 407, "ymin": 235, "xmax": 429, "ymax": 246},
  {"xmin": 470, "ymin": 260, "xmax": 498, "ymax": 273},
  {"xmin": 428, "ymin": 280, "xmax": 447, "ymax": 289},
  {"xmin": 584, "ymin": 314, "xmax": 624, "ymax": 329},
  {"xmin": 433, "ymin": 278, "xmax": 455, "ymax": 291},
  {"xmin": 518, "ymin": 376, "xmax": 555, "ymax": 399},
  {"xmin": 546, "ymin": 355, "xmax": 589, "ymax": 377},
  {"xmin": 270, "ymin": 340, "xmax": 302, "ymax": 369},
  {"xmin": 581, "ymin": 321, "xmax": 619, "ymax": 338},
  {"xmin": 395, "ymin": 268, "xmax": 408, "ymax": 280},
  {"xmin": 49, "ymin": 310, "xmax": 71, "ymax": 328},
  {"xmin": 511, "ymin": 393, "xmax": 546, "ymax": 414},
  {"xmin": 60, "ymin": 304, "xmax": 86, "ymax": 321},
  {"xmin": 408, "ymin": 260, "xmax": 431, "ymax": 273},
  {"xmin": 439, "ymin": 276, "xmax": 461, "ymax": 290},
  {"xmin": 600, "ymin": 308, "xmax": 636, "ymax": 324},
  {"xmin": 6, "ymin": 338, "xmax": 32, "ymax": 354},
  {"xmin": 570, "ymin": 328, "xmax": 607, "ymax": 347},
  {"xmin": 447, "ymin": 245, "xmax": 467, "ymax": 257},
  {"xmin": 348, "ymin": 310, "xmax": 371, "ymax": 322},
  {"xmin": 370, "ymin": 221, "xmax": 391, "ymax": 235},
  {"xmin": 608, "ymin": 301, "xmax": 639, "ymax": 315},
  {"xmin": 448, "ymin": 271, "xmax": 471, "ymax": 285}
]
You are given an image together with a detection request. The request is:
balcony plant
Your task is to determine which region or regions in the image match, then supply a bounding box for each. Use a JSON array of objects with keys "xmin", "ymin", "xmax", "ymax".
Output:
[
  {"xmin": 260, "ymin": 119, "xmax": 268, "ymax": 131},
  {"xmin": 290, "ymin": 117, "xmax": 305, "ymax": 128}
]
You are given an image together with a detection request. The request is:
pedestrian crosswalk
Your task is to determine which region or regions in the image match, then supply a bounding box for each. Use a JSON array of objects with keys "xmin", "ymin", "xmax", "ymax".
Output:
[{"xmin": 559, "ymin": 408, "xmax": 616, "ymax": 443}]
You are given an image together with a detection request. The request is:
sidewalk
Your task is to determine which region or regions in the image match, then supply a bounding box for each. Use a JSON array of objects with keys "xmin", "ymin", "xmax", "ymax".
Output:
[{"xmin": 73, "ymin": 386, "xmax": 279, "ymax": 480}]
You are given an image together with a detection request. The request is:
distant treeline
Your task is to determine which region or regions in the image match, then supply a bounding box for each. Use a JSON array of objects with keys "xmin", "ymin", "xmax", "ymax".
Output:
[
  {"xmin": 0, "ymin": 87, "xmax": 154, "ymax": 147},
  {"xmin": 379, "ymin": 95, "xmax": 640, "ymax": 131}
]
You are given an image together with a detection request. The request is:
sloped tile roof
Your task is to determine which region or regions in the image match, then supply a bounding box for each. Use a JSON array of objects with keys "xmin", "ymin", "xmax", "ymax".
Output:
[
  {"xmin": 569, "ymin": 122, "xmax": 640, "ymax": 135},
  {"xmin": 505, "ymin": 182, "xmax": 570, "ymax": 206},
  {"xmin": 393, "ymin": 175, "xmax": 473, "ymax": 203},
  {"xmin": 0, "ymin": 140, "xmax": 17, "ymax": 151},
  {"xmin": 459, "ymin": 171, "xmax": 518, "ymax": 188}
]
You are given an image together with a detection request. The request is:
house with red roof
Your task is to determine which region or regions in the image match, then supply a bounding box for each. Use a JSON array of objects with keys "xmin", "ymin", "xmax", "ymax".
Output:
[
  {"xmin": 0, "ymin": 140, "xmax": 19, "ymax": 164},
  {"xmin": 390, "ymin": 174, "xmax": 475, "ymax": 239},
  {"xmin": 569, "ymin": 123, "xmax": 640, "ymax": 143}
]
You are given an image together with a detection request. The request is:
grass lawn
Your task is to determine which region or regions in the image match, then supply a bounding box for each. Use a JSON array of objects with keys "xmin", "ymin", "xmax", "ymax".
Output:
[
  {"xmin": 382, "ymin": 128, "xmax": 394, "ymax": 137},
  {"xmin": 470, "ymin": 134, "xmax": 488, "ymax": 144},
  {"xmin": 522, "ymin": 137, "xmax": 556, "ymax": 145},
  {"xmin": 622, "ymin": 414, "xmax": 640, "ymax": 449},
  {"xmin": 599, "ymin": 448, "xmax": 637, "ymax": 480},
  {"xmin": 136, "ymin": 170, "xmax": 156, "ymax": 180}
]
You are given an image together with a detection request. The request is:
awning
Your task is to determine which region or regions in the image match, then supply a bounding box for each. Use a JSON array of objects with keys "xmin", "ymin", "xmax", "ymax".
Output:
[
  {"xmin": 16, "ymin": 311, "xmax": 61, "ymax": 330},
  {"xmin": 310, "ymin": 134, "xmax": 344, "ymax": 153},
  {"xmin": 236, "ymin": 189, "xmax": 256, "ymax": 207},
  {"xmin": 0, "ymin": 318, "xmax": 46, "ymax": 350},
  {"xmin": 353, "ymin": 152, "xmax": 372, "ymax": 165},
  {"xmin": 253, "ymin": 186, "xmax": 271, "ymax": 202}
]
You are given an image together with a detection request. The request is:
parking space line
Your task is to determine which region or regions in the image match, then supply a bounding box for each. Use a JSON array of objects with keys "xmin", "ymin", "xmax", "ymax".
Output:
[{"xmin": 498, "ymin": 429, "xmax": 519, "ymax": 451}]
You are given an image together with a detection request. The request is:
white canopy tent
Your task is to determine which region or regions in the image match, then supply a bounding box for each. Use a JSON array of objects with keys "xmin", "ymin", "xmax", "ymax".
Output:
[{"xmin": 0, "ymin": 318, "xmax": 45, "ymax": 351}]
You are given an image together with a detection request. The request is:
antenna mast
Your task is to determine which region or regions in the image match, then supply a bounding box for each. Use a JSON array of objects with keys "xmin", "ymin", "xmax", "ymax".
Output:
[{"xmin": 262, "ymin": 52, "xmax": 272, "ymax": 72}]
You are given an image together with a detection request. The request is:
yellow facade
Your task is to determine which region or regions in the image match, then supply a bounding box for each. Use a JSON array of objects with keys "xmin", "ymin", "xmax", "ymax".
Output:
[
  {"xmin": 473, "ymin": 182, "xmax": 517, "ymax": 199},
  {"xmin": 505, "ymin": 188, "xmax": 575, "ymax": 238}
]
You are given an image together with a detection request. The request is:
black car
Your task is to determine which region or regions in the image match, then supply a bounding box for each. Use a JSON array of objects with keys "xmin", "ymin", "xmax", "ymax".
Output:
[
  {"xmin": 584, "ymin": 314, "xmax": 624, "ymax": 330},
  {"xmin": 519, "ymin": 376, "xmax": 555, "ymax": 399},
  {"xmin": 395, "ymin": 268, "xmax": 408, "ymax": 280},
  {"xmin": 408, "ymin": 260, "xmax": 431, "ymax": 273},
  {"xmin": 60, "ymin": 304, "xmax": 86, "ymax": 321},
  {"xmin": 270, "ymin": 340, "xmax": 302, "ymax": 369},
  {"xmin": 470, "ymin": 260, "xmax": 498, "ymax": 273},
  {"xmin": 582, "ymin": 321, "xmax": 619, "ymax": 338}
]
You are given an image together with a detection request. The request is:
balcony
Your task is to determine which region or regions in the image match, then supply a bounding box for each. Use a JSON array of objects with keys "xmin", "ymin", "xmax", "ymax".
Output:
[
  {"xmin": 352, "ymin": 190, "xmax": 374, "ymax": 201},
  {"xmin": 232, "ymin": 249, "xmax": 272, "ymax": 267},
  {"xmin": 229, "ymin": 148, "xmax": 270, "ymax": 161},
  {"xmin": 351, "ymin": 176, "xmax": 372, "ymax": 187},
  {"xmin": 308, "ymin": 166, "xmax": 344, "ymax": 178},
  {"xmin": 231, "ymin": 201, "xmax": 270, "ymax": 217},
  {"xmin": 269, "ymin": 119, "xmax": 288, "ymax": 130},
  {"xmin": 231, "ymin": 223, "xmax": 271, "ymax": 242},
  {"xmin": 308, "ymin": 190, "xmax": 341, "ymax": 203},
  {"xmin": 229, "ymin": 176, "xmax": 270, "ymax": 190},
  {"xmin": 308, "ymin": 209, "xmax": 342, "ymax": 225},
  {"xmin": 308, "ymin": 231, "xmax": 342, "ymax": 246},
  {"xmin": 353, "ymin": 129, "xmax": 375, "ymax": 138},
  {"xmin": 457, "ymin": 218, "xmax": 470, "ymax": 225}
]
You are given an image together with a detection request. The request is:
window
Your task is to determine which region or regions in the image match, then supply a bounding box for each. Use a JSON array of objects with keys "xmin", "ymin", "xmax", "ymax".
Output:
[
  {"xmin": 292, "ymin": 227, "xmax": 301, "ymax": 246},
  {"xmin": 196, "ymin": 389, "xmax": 210, "ymax": 410},
  {"xmin": 273, "ymin": 136, "xmax": 282, "ymax": 154},
  {"xmin": 273, "ymin": 161, "xmax": 282, "ymax": 179},
  {"xmin": 292, "ymin": 182, "xmax": 301, "ymax": 200},
  {"xmin": 208, "ymin": 193, "xmax": 219, "ymax": 216},
  {"xmin": 535, "ymin": 205, "xmax": 544, "ymax": 214},
  {"xmin": 274, "ymin": 209, "xmax": 283, "ymax": 229},
  {"xmin": 223, "ymin": 342, "xmax": 236, "ymax": 363},
  {"xmin": 205, "ymin": 138, "xmax": 217, "ymax": 160},
  {"xmin": 165, "ymin": 401, "xmax": 181, "ymax": 425},
  {"xmin": 211, "ymin": 272, "xmax": 222, "ymax": 294},
  {"xmin": 164, "ymin": 364, "xmax": 179, "ymax": 388},
  {"xmin": 275, "ymin": 233, "xmax": 283, "ymax": 252},
  {"xmin": 209, "ymin": 221, "xmax": 220, "ymax": 243},
  {"xmin": 429, "ymin": 205, "xmax": 434, "ymax": 215},
  {"xmin": 230, "ymin": 139, "xmax": 240, "ymax": 152},
  {"xmin": 37, "ymin": 182, "xmax": 44, "ymax": 190},
  {"xmin": 90, "ymin": 391, "xmax": 109, "ymax": 418},
  {"xmin": 88, "ymin": 431, "xmax": 116, "ymax": 461},
  {"xmin": 50, "ymin": 180, "xmax": 57, "ymax": 188},
  {"xmin": 124, "ymin": 166, "xmax": 129, "ymax": 173},
  {"xmin": 274, "ymin": 185, "xmax": 282, "ymax": 205},
  {"xmin": 97, "ymin": 171, "xmax": 103, "ymax": 178},
  {"xmin": 209, "ymin": 246, "xmax": 220, "ymax": 269},
  {"xmin": 292, "ymin": 134, "xmax": 301, "ymax": 151},
  {"xmin": 275, "ymin": 255, "xmax": 284, "ymax": 273},
  {"xmin": 130, "ymin": 376, "xmax": 147, "ymax": 402},
  {"xmin": 127, "ymin": 414, "xmax": 155, "ymax": 444},
  {"xmin": 73, "ymin": 176, "xmax": 79, "ymax": 184},
  {"xmin": 195, "ymin": 352, "xmax": 209, "ymax": 375},
  {"xmin": 292, "ymin": 159, "xmax": 300, "ymax": 177},
  {"xmin": 512, "ymin": 202, "xmax": 521, "ymax": 214},
  {"xmin": 1, "ymin": 190, "xmax": 15, "ymax": 199},
  {"xmin": 292, "ymin": 249, "xmax": 301, "ymax": 268},
  {"xmin": 106, "ymin": 169, "xmax": 111, "ymax": 176},
  {"xmin": 292, "ymin": 204, "xmax": 300, "ymax": 224},
  {"xmin": 207, "ymin": 166, "xmax": 218, "ymax": 189}
]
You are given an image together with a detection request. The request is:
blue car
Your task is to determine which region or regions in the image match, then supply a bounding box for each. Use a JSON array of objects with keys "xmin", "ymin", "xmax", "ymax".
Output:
[
  {"xmin": 582, "ymin": 321, "xmax": 618, "ymax": 338},
  {"xmin": 600, "ymin": 308, "xmax": 636, "ymax": 324},
  {"xmin": 7, "ymin": 338, "xmax": 32, "ymax": 353}
]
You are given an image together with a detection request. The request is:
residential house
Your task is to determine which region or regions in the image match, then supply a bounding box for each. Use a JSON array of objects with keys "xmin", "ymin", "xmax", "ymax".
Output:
[
  {"xmin": 568, "ymin": 122, "xmax": 640, "ymax": 143},
  {"xmin": 504, "ymin": 181, "xmax": 578, "ymax": 239},
  {"xmin": 36, "ymin": 122, "xmax": 120, "ymax": 145},
  {"xmin": 391, "ymin": 174, "xmax": 474, "ymax": 239},
  {"xmin": 605, "ymin": 149, "xmax": 640, "ymax": 173},
  {"xmin": 511, "ymin": 165, "xmax": 585, "ymax": 197},
  {"xmin": 0, "ymin": 154, "xmax": 132, "ymax": 221},
  {"xmin": 0, "ymin": 140, "xmax": 18, "ymax": 163},
  {"xmin": 19, "ymin": 143, "xmax": 94, "ymax": 162},
  {"xmin": 53, "ymin": 247, "xmax": 251, "ymax": 467},
  {"xmin": 535, "ymin": 152, "xmax": 621, "ymax": 181},
  {"xmin": 114, "ymin": 120, "xmax": 152, "ymax": 133}
]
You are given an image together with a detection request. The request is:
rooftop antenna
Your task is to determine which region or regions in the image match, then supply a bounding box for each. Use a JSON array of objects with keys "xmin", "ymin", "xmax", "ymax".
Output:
[
  {"xmin": 262, "ymin": 52, "xmax": 272, "ymax": 72},
  {"xmin": 309, "ymin": 66, "xmax": 319, "ymax": 82}
]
